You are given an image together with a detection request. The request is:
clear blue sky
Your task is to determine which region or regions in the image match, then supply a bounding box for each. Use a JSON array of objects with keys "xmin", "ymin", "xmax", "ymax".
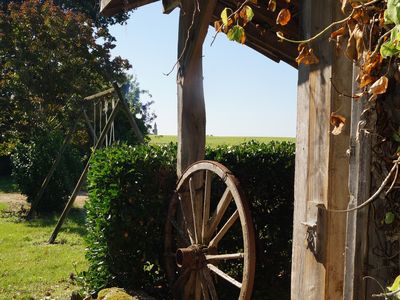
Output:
[{"xmin": 109, "ymin": 1, "xmax": 298, "ymax": 137}]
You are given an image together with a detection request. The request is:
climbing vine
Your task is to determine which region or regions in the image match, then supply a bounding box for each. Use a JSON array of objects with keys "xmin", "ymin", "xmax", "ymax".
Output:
[{"xmin": 212, "ymin": 0, "xmax": 400, "ymax": 297}]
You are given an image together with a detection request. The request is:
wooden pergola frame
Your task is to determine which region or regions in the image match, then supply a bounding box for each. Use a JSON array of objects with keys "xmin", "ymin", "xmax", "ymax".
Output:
[{"xmin": 99, "ymin": 0, "xmax": 375, "ymax": 299}]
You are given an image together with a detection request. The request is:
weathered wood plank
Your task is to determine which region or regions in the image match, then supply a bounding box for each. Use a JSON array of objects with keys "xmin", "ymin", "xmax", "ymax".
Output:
[
  {"xmin": 291, "ymin": 0, "xmax": 353, "ymax": 299},
  {"xmin": 343, "ymin": 67, "xmax": 370, "ymax": 300}
]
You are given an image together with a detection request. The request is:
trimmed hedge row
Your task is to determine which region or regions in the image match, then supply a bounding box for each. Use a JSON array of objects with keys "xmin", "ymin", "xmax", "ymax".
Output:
[{"xmin": 83, "ymin": 141, "xmax": 295, "ymax": 299}]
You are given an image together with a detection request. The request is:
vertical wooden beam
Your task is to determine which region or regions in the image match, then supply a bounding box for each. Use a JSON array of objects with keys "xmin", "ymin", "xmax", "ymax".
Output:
[
  {"xmin": 176, "ymin": 0, "xmax": 217, "ymax": 176},
  {"xmin": 343, "ymin": 67, "xmax": 370, "ymax": 300},
  {"xmin": 291, "ymin": 0, "xmax": 353, "ymax": 299}
]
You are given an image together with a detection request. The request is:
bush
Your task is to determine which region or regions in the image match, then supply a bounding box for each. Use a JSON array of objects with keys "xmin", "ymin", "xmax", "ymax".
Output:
[
  {"xmin": 83, "ymin": 141, "xmax": 294, "ymax": 299},
  {"xmin": 11, "ymin": 131, "xmax": 82, "ymax": 213},
  {"xmin": 83, "ymin": 143, "xmax": 177, "ymax": 296}
]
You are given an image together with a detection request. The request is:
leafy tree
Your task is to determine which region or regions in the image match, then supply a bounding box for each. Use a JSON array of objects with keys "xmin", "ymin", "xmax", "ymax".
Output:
[
  {"xmin": 0, "ymin": 0, "xmax": 131, "ymax": 146},
  {"xmin": 0, "ymin": 0, "xmax": 130, "ymax": 27}
]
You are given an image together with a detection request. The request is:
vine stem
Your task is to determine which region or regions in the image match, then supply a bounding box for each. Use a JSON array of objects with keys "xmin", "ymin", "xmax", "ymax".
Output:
[
  {"xmin": 276, "ymin": 0, "xmax": 383, "ymax": 44},
  {"xmin": 328, "ymin": 156, "xmax": 400, "ymax": 213}
]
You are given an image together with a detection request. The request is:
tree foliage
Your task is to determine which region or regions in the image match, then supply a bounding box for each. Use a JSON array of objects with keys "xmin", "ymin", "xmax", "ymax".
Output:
[
  {"xmin": 0, "ymin": 0, "xmax": 130, "ymax": 27},
  {"xmin": 0, "ymin": 0, "xmax": 131, "ymax": 145}
]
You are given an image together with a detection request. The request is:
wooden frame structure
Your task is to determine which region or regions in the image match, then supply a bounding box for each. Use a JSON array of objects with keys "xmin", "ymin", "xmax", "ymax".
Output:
[
  {"xmin": 99, "ymin": 1, "xmax": 382, "ymax": 299},
  {"xmin": 36, "ymin": 83, "xmax": 145, "ymax": 243}
]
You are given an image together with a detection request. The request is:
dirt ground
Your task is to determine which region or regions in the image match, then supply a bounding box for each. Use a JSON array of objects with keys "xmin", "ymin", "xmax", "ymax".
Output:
[{"xmin": 0, "ymin": 192, "xmax": 88, "ymax": 208}]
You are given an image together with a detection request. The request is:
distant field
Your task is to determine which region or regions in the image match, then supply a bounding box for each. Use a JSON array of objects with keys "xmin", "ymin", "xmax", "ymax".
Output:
[{"xmin": 149, "ymin": 135, "xmax": 295, "ymax": 147}]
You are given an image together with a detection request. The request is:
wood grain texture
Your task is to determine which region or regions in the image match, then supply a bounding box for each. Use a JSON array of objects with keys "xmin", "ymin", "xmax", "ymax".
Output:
[{"xmin": 291, "ymin": 0, "xmax": 353, "ymax": 299}]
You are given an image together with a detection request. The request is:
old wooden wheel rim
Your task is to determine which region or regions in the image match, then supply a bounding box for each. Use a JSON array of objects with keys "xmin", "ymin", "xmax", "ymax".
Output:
[{"xmin": 164, "ymin": 160, "xmax": 256, "ymax": 300}]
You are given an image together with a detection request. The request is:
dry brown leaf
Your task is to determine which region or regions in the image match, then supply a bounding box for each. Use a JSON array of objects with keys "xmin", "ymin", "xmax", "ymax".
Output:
[
  {"xmin": 268, "ymin": 0, "xmax": 276, "ymax": 12},
  {"xmin": 359, "ymin": 73, "xmax": 376, "ymax": 88},
  {"xmin": 346, "ymin": 24, "xmax": 364, "ymax": 60},
  {"xmin": 276, "ymin": 8, "xmax": 291, "ymax": 26},
  {"xmin": 330, "ymin": 26, "xmax": 346, "ymax": 40},
  {"xmin": 330, "ymin": 113, "xmax": 346, "ymax": 135},
  {"xmin": 295, "ymin": 44, "xmax": 319, "ymax": 65},
  {"xmin": 214, "ymin": 20, "xmax": 222, "ymax": 32},
  {"xmin": 368, "ymin": 76, "xmax": 388, "ymax": 95}
]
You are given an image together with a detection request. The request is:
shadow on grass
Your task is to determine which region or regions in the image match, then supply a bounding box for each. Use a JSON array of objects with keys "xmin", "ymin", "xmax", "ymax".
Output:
[
  {"xmin": 26, "ymin": 207, "xmax": 88, "ymax": 237},
  {"xmin": 0, "ymin": 176, "xmax": 19, "ymax": 193}
]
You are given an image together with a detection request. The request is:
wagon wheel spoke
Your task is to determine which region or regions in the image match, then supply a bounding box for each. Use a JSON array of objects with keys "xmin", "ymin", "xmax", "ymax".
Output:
[
  {"xmin": 178, "ymin": 193, "xmax": 195, "ymax": 244},
  {"xmin": 189, "ymin": 177, "xmax": 201, "ymax": 244},
  {"xmin": 183, "ymin": 271, "xmax": 196, "ymax": 300},
  {"xmin": 206, "ymin": 253, "xmax": 244, "ymax": 261},
  {"xmin": 168, "ymin": 217, "xmax": 190, "ymax": 245},
  {"xmin": 206, "ymin": 187, "xmax": 232, "ymax": 241},
  {"xmin": 209, "ymin": 210, "xmax": 239, "ymax": 248},
  {"xmin": 172, "ymin": 268, "xmax": 191, "ymax": 297},
  {"xmin": 199, "ymin": 270, "xmax": 210, "ymax": 300},
  {"xmin": 194, "ymin": 271, "xmax": 202, "ymax": 300},
  {"xmin": 201, "ymin": 170, "xmax": 212, "ymax": 243},
  {"xmin": 202, "ymin": 268, "xmax": 218, "ymax": 300},
  {"xmin": 207, "ymin": 263, "xmax": 242, "ymax": 289}
]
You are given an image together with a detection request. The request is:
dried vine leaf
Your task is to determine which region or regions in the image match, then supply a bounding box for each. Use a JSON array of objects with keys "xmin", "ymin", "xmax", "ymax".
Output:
[
  {"xmin": 345, "ymin": 23, "xmax": 364, "ymax": 60},
  {"xmin": 239, "ymin": 5, "xmax": 254, "ymax": 25},
  {"xmin": 330, "ymin": 113, "xmax": 346, "ymax": 136},
  {"xmin": 276, "ymin": 8, "xmax": 291, "ymax": 26},
  {"xmin": 295, "ymin": 44, "xmax": 319, "ymax": 65},
  {"xmin": 368, "ymin": 76, "xmax": 389, "ymax": 95},
  {"xmin": 268, "ymin": 0, "xmax": 276, "ymax": 12}
]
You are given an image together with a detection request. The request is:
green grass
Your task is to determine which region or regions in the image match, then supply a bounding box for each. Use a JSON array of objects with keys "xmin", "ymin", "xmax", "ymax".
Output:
[
  {"xmin": 0, "ymin": 176, "xmax": 19, "ymax": 193},
  {"xmin": 149, "ymin": 135, "xmax": 295, "ymax": 147},
  {"xmin": 0, "ymin": 204, "xmax": 87, "ymax": 300}
]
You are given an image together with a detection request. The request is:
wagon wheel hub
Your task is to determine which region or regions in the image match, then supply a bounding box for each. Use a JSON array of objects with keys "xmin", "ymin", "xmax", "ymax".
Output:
[{"xmin": 176, "ymin": 244, "xmax": 207, "ymax": 269}]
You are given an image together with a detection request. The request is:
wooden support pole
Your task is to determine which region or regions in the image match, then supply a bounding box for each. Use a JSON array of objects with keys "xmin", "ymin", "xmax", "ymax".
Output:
[
  {"xmin": 84, "ymin": 87, "xmax": 115, "ymax": 101},
  {"xmin": 112, "ymin": 82, "xmax": 144, "ymax": 143},
  {"xmin": 291, "ymin": 0, "xmax": 353, "ymax": 299},
  {"xmin": 83, "ymin": 109, "xmax": 98, "ymax": 143},
  {"xmin": 176, "ymin": 0, "xmax": 217, "ymax": 176},
  {"xmin": 48, "ymin": 101, "xmax": 122, "ymax": 244},
  {"xmin": 26, "ymin": 119, "xmax": 80, "ymax": 219}
]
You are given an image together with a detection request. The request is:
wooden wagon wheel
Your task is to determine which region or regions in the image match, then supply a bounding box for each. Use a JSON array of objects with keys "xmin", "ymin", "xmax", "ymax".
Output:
[{"xmin": 164, "ymin": 160, "xmax": 256, "ymax": 300}]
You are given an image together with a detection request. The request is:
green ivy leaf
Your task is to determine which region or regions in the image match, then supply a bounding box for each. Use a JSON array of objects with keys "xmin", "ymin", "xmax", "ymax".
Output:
[
  {"xmin": 221, "ymin": 8, "xmax": 232, "ymax": 27},
  {"xmin": 388, "ymin": 275, "xmax": 400, "ymax": 292},
  {"xmin": 227, "ymin": 25, "xmax": 245, "ymax": 43},
  {"xmin": 385, "ymin": 212, "xmax": 396, "ymax": 224},
  {"xmin": 385, "ymin": 0, "xmax": 400, "ymax": 25},
  {"xmin": 380, "ymin": 25, "xmax": 400, "ymax": 58}
]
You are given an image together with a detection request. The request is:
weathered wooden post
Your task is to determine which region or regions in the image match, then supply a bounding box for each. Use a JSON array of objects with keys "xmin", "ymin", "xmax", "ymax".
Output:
[
  {"xmin": 291, "ymin": 0, "xmax": 353, "ymax": 299},
  {"xmin": 175, "ymin": 0, "xmax": 217, "ymax": 176}
]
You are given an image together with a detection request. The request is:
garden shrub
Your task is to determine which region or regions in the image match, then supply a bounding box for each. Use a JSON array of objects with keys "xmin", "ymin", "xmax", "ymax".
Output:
[
  {"xmin": 11, "ymin": 131, "xmax": 82, "ymax": 213},
  {"xmin": 84, "ymin": 141, "xmax": 294, "ymax": 299},
  {"xmin": 83, "ymin": 143, "xmax": 177, "ymax": 296}
]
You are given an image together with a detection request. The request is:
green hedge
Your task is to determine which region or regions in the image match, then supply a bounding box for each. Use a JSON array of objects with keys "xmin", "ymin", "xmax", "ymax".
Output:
[{"xmin": 83, "ymin": 141, "xmax": 295, "ymax": 299}]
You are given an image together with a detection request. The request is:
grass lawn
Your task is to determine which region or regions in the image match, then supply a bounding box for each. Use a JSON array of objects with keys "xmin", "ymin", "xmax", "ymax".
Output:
[
  {"xmin": 0, "ymin": 203, "xmax": 87, "ymax": 300},
  {"xmin": 149, "ymin": 135, "xmax": 295, "ymax": 147}
]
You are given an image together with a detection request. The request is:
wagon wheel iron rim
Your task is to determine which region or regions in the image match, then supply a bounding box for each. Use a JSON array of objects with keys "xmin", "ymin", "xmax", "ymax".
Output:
[{"xmin": 164, "ymin": 160, "xmax": 256, "ymax": 300}]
